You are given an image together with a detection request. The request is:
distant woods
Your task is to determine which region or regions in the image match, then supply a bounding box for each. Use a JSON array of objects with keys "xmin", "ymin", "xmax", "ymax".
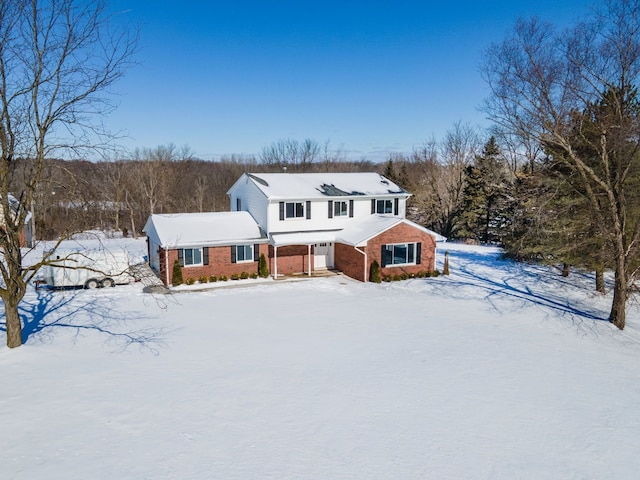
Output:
[
  {"xmin": 28, "ymin": 142, "xmax": 375, "ymax": 240},
  {"xmin": 26, "ymin": 128, "xmax": 503, "ymax": 241}
]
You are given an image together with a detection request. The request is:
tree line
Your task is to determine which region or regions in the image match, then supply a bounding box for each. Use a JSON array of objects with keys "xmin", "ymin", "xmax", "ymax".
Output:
[{"xmin": 27, "ymin": 128, "xmax": 494, "ymax": 241}]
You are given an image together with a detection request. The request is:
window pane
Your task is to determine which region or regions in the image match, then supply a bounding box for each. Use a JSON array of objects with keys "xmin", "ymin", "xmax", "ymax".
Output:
[
  {"xmin": 286, "ymin": 203, "xmax": 295, "ymax": 218},
  {"xmin": 335, "ymin": 201, "xmax": 347, "ymax": 216},
  {"xmin": 184, "ymin": 249, "xmax": 194, "ymax": 265},
  {"xmin": 376, "ymin": 199, "xmax": 393, "ymax": 214},
  {"xmin": 383, "ymin": 245, "xmax": 393, "ymax": 266},
  {"xmin": 244, "ymin": 245, "xmax": 253, "ymax": 260},
  {"xmin": 194, "ymin": 248, "xmax": 202, "ymax": 264},
  {"xmin": 393, "ymin": 244, "xmax": 407, "ymax": 264},
  {"xmin": 236, "ymin": 245, "xmax": 245, "ymax": 261}
]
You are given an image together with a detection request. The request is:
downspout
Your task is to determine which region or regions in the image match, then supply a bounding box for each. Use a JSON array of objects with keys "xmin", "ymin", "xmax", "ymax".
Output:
[
  {"xmin": 354, "ymin": 246, "xmax": 367, "ymax": 282},
  {"xmin": 165, "ymin": 247, "xmax": 170, "ymax": 286}
]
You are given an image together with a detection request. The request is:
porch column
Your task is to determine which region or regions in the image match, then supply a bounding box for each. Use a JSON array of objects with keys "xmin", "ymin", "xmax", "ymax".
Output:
[
  {"xmin": 273, "ymin": 246, "xmax": 278, "ymax": 278},
  {"xmin": 308, "ymin": 244, "xmax": 311, "ymax": 276}
]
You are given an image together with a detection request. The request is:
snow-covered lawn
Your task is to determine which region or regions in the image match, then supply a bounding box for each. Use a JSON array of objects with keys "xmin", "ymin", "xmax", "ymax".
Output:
[{"xmin": 2, "ymin": 241, "xmax": 640, "ymax": 479}]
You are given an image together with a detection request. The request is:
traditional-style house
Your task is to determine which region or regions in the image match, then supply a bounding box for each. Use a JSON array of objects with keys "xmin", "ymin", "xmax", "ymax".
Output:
[{"xmin": 144, "ymin": 172, "xmax": 444, "ymax": 285}]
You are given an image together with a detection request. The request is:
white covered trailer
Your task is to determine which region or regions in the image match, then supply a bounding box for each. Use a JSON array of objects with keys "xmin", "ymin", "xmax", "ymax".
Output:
[{"xmin": 42, "ymin": 249, "xmax": 133, "ymax": 289}]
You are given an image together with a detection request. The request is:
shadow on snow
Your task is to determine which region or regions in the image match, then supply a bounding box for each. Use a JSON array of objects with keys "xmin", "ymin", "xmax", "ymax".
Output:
[
  {"xmin": 0, "ymin": 287, "xmax": 170, "ymax": 353},
  {"xmin": 434, "ymin": 247, "xmax": 611, "ymax": 325}
]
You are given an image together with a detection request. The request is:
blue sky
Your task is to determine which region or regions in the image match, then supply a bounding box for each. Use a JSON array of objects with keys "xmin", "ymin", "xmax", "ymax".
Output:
[{"xmin": 107, "ymin": 1, "xmax": 591, "ymax": 161}]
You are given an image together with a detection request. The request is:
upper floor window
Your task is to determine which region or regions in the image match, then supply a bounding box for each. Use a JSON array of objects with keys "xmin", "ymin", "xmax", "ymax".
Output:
[
  {"xmin": 376, "ymin": 199, "xmax": 393, "ymax": 214},
  {"xmin": 334, "ymin": 201, "xmax": 348, "ymax": 217},
  {"xmin": 286, "ymin": 202, "xmax": 304, "ymax": 218},
  {"xmin": 328, "ymin": 199, "xmax": 354, "ymax": 218},
  {"xmin": 279, "ymin": 201, "xmax": 311, "ymax": 220},
  {"xmin": 371, "ymin": 198, "xmax": 399, "ymax": 215}
]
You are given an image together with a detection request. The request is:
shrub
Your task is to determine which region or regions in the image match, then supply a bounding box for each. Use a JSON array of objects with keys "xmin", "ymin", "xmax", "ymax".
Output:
[
  {"xmin": 172, "ymin": 259, "xmax": 183, "ymax": 286},
  {"xmin": 230, "ymin": 273, "xmax": 240, "ymax": 280},
  {"xmin": 209, "ymin": 275, "xmax": 218, "ymax": 282},
  {"xmin": 369, "ymin": 259, "xmax": 381, "ymax": 283},
  {"xmin": 198, "ymin": 275, "xmax": 208, "ymax": 284},
  {"xmin": 185, "ymin": 277, "xmax": 195, "ymax": 285},
  {"xmin": 250, "ymin": 272, "xmax": 258, "ymax": 279},
  {"xmin": 258, "ymin": 253, "xmax": 269, "ymax": 278},
  {"xmin": 432, "ymin": 270, "xmax": 441, "ymax": 277},
  {"xmin": 219, "ymin": 275, "xmax": 228, "ymax": 281},
  {"xmin": 240, "ymin": 271, "xmax": 249, "ymax": 280}
]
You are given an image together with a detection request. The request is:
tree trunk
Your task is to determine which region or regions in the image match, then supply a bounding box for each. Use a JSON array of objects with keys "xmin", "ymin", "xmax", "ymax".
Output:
[
  {"xmin": 562, "ymin": 263, "xmax": 570, "ymax": 277},
  {"xmin": 4, "ymin": 297, "xmax": 22, "ymax": 348},
  {"xmin": 608, "ymin": 266, "xmax": 627, "ymax": 329},
  {"xmin": 595, "ymin": 267, "xmax": 605, "ymax": 293}
]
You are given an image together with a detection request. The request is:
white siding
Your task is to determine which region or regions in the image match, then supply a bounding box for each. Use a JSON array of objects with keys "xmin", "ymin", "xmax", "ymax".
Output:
[
  {"xmin": 228, "ymin": 175, "xmax": 269, "ymax": 231},
  {"xmin": 267, "ymin": 196, "xmax": 407, "ymax": 234},
  {"xmin": 143, "ymin": 221, "xmax": 162, "ymax": 272}
]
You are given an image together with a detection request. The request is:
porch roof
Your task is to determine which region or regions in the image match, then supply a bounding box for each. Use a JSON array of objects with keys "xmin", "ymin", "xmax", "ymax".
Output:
[{"xmin": 270, "ymin": 231, "xmax": 337, "ymax": 247}]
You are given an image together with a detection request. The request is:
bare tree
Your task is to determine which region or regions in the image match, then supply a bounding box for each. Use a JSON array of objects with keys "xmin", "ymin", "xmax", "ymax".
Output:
[
  {"xmin": 260, "ymin": 138, "xmax": 321, "ymax": 170},
  {"xmin": 401, "ymin": 123, "xmax": 482, "ymax": 238},
  {"xmin": 481, "ymin": 0, "xmax": 640, "ymax": 329},
  {"xmin": 0, "ymin": 0, "xmax": 137, "ymax": 348}
]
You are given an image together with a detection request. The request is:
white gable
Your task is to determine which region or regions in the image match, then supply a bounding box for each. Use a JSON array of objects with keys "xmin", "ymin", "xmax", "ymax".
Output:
[
  {"xmin": 237, "ymin": 172, "xmax": 409, "ymax": 200},
  {"xmin": 143, "ymin": 211, "xmax": 266, "ymax": 248}
]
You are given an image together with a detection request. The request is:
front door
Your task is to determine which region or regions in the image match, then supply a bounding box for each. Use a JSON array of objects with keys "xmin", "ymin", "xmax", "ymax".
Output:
[{"xmin": 314, "ymin": 242, "xmax": 334, "ymax": 270}]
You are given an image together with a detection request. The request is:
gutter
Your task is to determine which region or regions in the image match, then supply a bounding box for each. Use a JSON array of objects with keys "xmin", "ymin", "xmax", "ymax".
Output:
[{"xmin": 354, "ymin": 246, "xmax": 368, "ymax": 282}]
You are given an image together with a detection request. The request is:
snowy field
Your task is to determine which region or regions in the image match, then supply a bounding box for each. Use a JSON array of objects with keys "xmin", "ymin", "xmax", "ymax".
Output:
[{"xmin": 2, "ymin": 238, "xmax": 640, "ymax": 479}]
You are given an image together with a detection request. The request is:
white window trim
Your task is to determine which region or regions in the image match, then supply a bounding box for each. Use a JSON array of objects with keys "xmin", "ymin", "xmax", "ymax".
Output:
[
  {"xmin": 376, "ymin": 199, "xmax": 394, "ymax": 215},
  {"xmin": 183, "ymin": 247, "xmax": 203, "ymax": 267},
  {"xmin": 334, "ymin": 200, "xmax": 348, "ymax": 217},
  {"xmin": 285, "ymin": 201, "xmax": 305, "ymax": 219},
  {"xmin": 383, "ymin": 242, "xmax": 417, "ymax": 267},
  {"xmin": 235, "ymin": 244, "xmax": 254, "ymax": 263}
]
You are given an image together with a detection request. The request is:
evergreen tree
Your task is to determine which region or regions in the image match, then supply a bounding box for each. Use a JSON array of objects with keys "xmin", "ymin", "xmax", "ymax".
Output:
[
  {"xmin": 503, "ymin": 85, "xmax": 640, "ymax": 296},
  {"xmin": 370, "ymin": 260, "xmax": 381, "ymax": 283},
  {"xmin": 459, "ymin": 137, "xmax": 514, "ymax": 243},
  {"xmin": 258, "ymin": 253, "xmax": 269, "ymax": 278},
  {"xmin": 172, "ymin": 259, "xmax": 183, "ymax": 286}
]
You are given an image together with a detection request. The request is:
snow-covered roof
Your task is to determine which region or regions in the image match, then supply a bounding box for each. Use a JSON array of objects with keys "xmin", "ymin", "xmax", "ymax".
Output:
[
  {"xmin": 337, "ymin": 216, "xmax": 446, "ymax": 246},
  {"xmin": 270, "ymin": 231, "xmax": 338, "ymax": 247},
  {"xmin": 230, "ymin": 172, "xmax": 409, "ymax": 200},
  {"xmin": 143, "ymin": 212, "xmax": 266, "ymax": 248}
]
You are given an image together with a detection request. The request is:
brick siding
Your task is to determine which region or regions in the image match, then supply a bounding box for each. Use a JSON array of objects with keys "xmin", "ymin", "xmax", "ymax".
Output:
[
  {"xmin": 334, "ymin": 223, "xmax": 437, "ymax": 282},
  {"xmin": 335, "ymin": 242, "xmax": 366, "ymax": 281},
  {"xmin": 268, "ymin": 244, "xmax": 314, "ymax": 275},
  {"xmin": 160, "ymin": 244, "xmax": 269, "ymax": 285},
  {"xmin": 157, "ymin": 223, "xmax": 436, "ymax": 285}
]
